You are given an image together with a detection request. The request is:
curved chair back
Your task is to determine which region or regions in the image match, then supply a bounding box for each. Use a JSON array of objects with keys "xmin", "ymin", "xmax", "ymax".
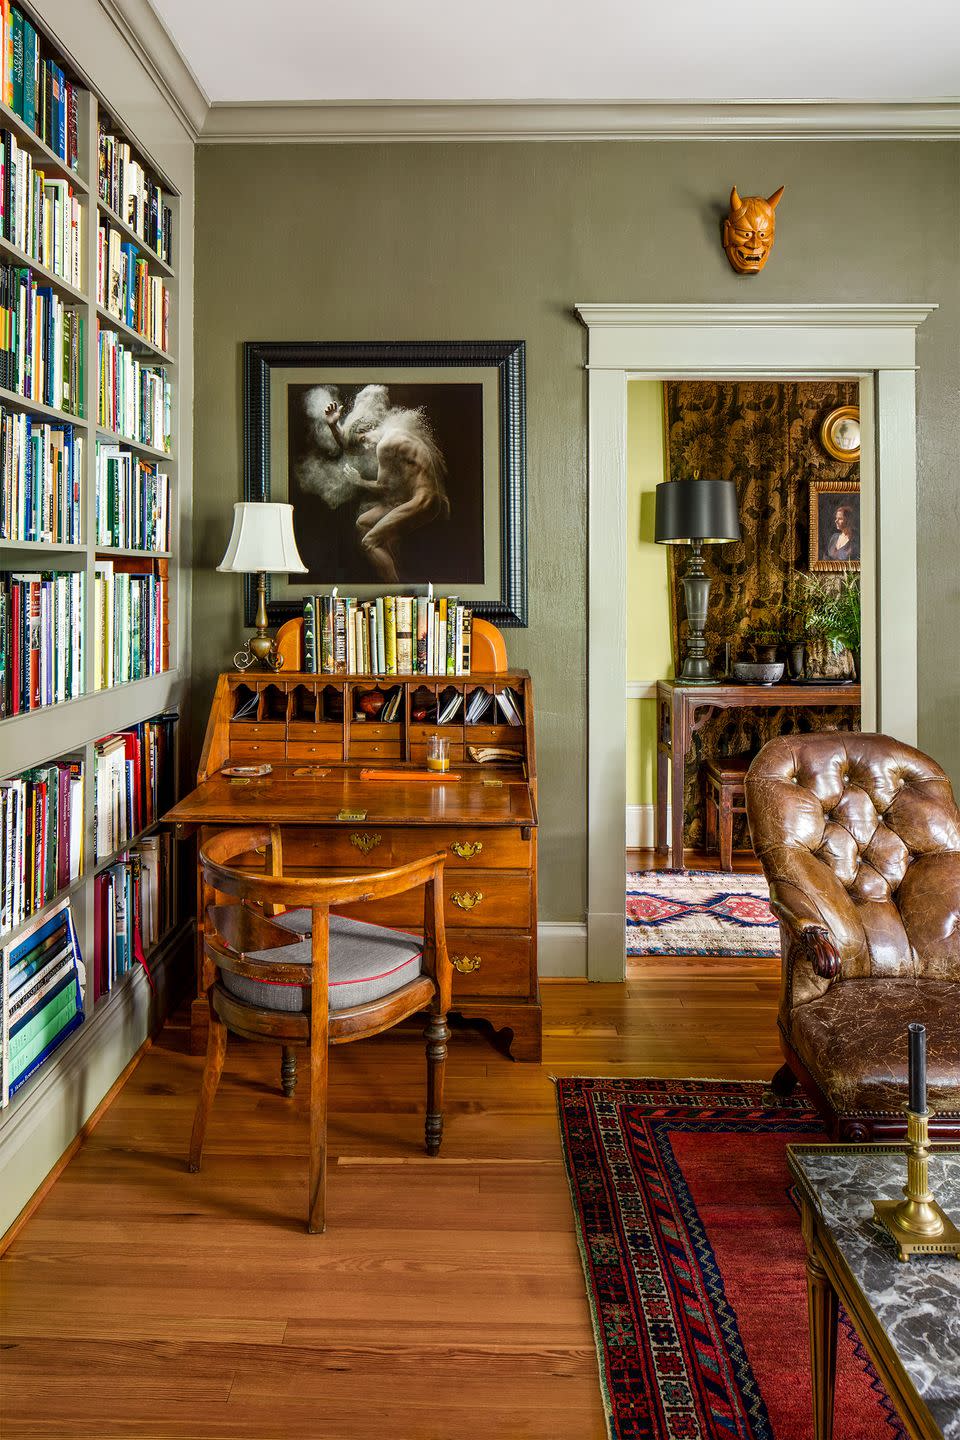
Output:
[{"xmin": 746, "ymin": 732, "xmax": 960, "ymax": 997}]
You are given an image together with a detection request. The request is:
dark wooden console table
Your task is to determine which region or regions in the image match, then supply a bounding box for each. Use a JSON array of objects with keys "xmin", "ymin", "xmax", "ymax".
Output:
[{"xmin": 655, "ymin": 678, "xmax": 862, "ymax": 869}]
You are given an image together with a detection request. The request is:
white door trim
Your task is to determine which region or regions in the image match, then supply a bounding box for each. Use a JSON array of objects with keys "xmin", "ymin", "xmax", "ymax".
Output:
[{"xmin": 577, "ymin": 302, "xmax": 936, "ymax": 983}]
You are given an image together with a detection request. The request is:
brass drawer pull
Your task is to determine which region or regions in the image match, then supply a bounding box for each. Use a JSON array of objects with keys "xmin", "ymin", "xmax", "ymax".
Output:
[
  {"xmin": 451, "ymin": 954, "xmax": 482, "ymax": 974},
  {"xmin": 450, "ymin": 840, "xmax": 483, "ymax": 859},
  {"xmin": 350, "ymin": 832, "xmax": 382, "ymax": 855},
  {"xmin": 451, "ymin": 891, "xmax": 484, "ymax": 911}
]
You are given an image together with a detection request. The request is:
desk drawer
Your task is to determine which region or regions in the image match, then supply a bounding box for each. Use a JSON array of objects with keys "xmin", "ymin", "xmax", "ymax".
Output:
[
  {"xmin": 230, "ymin": 721, "xmax": 285, "ymax": 741},
  {"xmin": 288, "ymin": 722, "xmax": 342, "ymax": 743},
  {"xmin": 390, "ymin": 827, "xmax": 530, "ymax": 869},
  {"xmin": 446, "ymin": 930, "xmax": 532, "ymax": 997},
  {"xmin": 286, "ymin": 741, "xmax": 343, "ymax": 761},
  {"xmin": 333, "ymin": 871, "xmax": 531, "ymax": 930},
  {"xmin": 349, "ymin": 740, "xmax": 403, "ymax": 761},
  {"xmin": 229, "ymin": 739, "xmax": 287, "ymax": 762}
]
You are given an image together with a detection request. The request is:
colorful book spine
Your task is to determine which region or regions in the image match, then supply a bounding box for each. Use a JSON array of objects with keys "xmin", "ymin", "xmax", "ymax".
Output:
[{"xmin": 300, "ymin": 592, "xmax": 474, "ymax": 675}]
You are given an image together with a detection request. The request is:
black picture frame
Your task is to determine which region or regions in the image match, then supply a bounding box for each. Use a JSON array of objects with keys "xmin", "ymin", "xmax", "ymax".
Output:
[{"xmin": 242, "ymin": 340, "xmax": 528, "ymax": 628}]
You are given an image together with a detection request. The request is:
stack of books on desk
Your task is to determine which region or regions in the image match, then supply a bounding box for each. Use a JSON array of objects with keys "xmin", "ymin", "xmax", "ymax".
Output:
[{"xmin": 302, "ymin": 593, "xmax": 473, "ymax": 676}]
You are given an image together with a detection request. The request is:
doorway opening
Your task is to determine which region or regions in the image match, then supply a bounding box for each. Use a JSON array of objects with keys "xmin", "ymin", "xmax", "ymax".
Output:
[{"xmin": 624, "ymin": 377, "xmax": 865, "ymax": 975}]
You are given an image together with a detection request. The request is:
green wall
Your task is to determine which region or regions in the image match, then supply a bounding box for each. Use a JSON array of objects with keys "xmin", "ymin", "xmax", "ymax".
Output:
[
  {"xmin": 626, "ymin": 382, "xmax": 673, "ymax": 808},
  {"xmin": 193, "ymin": 139, "xmax": 960, "ymax": 925}
]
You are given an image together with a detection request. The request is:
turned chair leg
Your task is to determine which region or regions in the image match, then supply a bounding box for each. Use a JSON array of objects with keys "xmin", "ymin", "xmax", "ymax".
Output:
[
  {"xmin": 771, "ymin": 1062, "xmax": 799, "ymax": 1100},
  {"xmin": 719, "ymin": 793, "xmax": 734, "ymax": 872},
  {"xmin": 281, "ymin": 1046, "xmax": 298, "ymax": 1097},
  {"xmin": 424, "ymin": 1010, "xmax": 451, "ymax": 1156},
  {"xmin": 705, "ymin": 783, "xmax": 718, "ymax": 855},
  {"xmin": 189, "ymin": 1009, "xmax": 227, "ymax": 1172}
]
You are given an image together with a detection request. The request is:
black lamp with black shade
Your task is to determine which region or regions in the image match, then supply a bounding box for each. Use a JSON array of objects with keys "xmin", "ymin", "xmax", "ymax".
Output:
[{"xmin": 655, "ymin": 478, "xmax": 741, "ymax": 683}]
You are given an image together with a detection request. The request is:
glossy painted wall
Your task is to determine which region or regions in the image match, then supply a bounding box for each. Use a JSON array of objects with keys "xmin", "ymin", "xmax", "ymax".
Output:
[{"xmin": 193, "ymin": 139, "xmax": 960, "ymax": 928}]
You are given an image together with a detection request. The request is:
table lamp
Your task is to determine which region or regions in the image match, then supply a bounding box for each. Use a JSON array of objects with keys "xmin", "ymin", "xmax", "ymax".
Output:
[
  {"xmin": 655, "ymin": 478, "xmax": 741, "ymax": 683},
  {"xmin": 218, "ymin": 501, "xmax": 308, "ymax": 671}
]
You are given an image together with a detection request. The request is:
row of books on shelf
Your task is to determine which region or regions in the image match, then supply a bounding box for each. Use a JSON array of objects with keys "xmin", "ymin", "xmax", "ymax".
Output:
[
  {"xmin": 97, "ymin": 327, "xmax": 171, "ymax": 452},
  {"xmin": 93, "ymin": 713, "xmax": 177, "ymax": 860},
  {"xmin": 0, "ymin": 568, "xmax": 82, "ymax": 714},
  {"xmin": 1, "ymin": 4, "xmax": 81, "ymax": 170},
  {"xmin": 0, "ymin": 757, "xmax": 82, "ymax": 937},
  {"xmin": 303, "ymin": 594, "xmax": 473, "ymax": 676},
  {"xmin": 96, "ymin": 443, "xmax": 169, "ymax": 552},
  {"xmin": 97, "ymin": 223, "xmax": 170, "ymax": 352},
  {"xmin": 0, "ymin": 406, "xmax": 82, "ymax": 542},
  {"xmin": 1, "ymin": 129, "xmax": 82, "ymax": 285},
  {"xmin": 93, "ymin": 559, "xmax": 167, "ymax": 690},
  {"xmin": 93, "ymin": 831, "xmax": 173, "ymax": 1002},
  {"xmin": 0, "ymin": 261, "xmax": 83, "ymax": 412},
  {"xmin": 1, "ymin": 896, "xmax": 84, "ymax": 1105},
  {"xmin": 98, "ymin": 117, "xmax": 173, "ymax": 267}
]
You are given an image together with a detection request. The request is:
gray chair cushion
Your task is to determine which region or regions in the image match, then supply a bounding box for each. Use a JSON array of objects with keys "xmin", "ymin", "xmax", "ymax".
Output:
[{"xmin": 220, "ymin": 909, "xmax": 423, "ymax": 1013}]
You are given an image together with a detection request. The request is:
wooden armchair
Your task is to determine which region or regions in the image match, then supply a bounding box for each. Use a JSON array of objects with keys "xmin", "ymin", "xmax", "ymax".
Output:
[{"xmin": 189, "ymin": 825, "xmax": 452, "ymax": 1232}]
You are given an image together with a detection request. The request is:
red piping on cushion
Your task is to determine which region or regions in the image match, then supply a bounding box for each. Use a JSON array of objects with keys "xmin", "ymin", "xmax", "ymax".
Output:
[{"xmin": 250, "ymin": 950, "xmax": 423, "ymax": 988}]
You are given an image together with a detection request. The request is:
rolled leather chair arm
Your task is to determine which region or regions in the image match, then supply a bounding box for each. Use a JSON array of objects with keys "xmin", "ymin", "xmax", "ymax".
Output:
[{"xmin": 767, "ymin": 883, "xmax": 843, "ymax": 980}]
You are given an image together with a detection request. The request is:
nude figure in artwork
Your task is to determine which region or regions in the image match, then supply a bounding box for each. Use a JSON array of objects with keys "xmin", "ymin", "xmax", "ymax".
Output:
[{"xmin": 322, "ymin": 385, "xmax": 450, "ymax": 583}]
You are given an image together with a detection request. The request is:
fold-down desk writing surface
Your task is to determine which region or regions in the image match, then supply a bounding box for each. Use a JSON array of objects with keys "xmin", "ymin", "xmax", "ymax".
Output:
[{"xmin": 165, "ymin": 764, "xmax": 537, "ymax": 832}]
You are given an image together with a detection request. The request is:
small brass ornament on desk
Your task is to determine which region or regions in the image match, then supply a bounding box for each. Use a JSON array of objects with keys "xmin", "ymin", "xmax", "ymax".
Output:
[{"xmin": 873, "ymin": 1023, "xmax": 960, "ymax": 1261}]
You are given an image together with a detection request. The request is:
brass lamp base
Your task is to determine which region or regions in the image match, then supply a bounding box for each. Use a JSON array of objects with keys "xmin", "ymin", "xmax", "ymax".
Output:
[
  {"xmin": 873, "ymin": 1109, "xmax": 960, "ymax": 1261},
  {"xmin": 234, "ymin": 571, "xmax": 284, "ymax": 673}
]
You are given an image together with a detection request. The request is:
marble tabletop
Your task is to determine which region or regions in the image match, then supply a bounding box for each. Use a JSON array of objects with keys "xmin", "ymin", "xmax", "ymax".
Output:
[{"xmin": 789, "ymin": 1145, "xmax": 960, "ymax": 1440}]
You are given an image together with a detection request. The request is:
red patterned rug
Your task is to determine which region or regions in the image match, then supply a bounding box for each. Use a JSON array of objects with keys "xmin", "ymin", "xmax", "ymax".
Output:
[
  {"xmin": 557, "ymin": 1078, "xmax": 906, "ymax": 1440},
  {"xmin": 626, "ymin": 871, "xmax": 779, "ymax": 957}
]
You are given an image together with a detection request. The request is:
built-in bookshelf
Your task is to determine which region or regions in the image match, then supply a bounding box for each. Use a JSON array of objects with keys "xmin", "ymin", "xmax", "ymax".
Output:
[{"xmin": 0, "ymin": 0, "xmax": 184, "ymax": 1169}]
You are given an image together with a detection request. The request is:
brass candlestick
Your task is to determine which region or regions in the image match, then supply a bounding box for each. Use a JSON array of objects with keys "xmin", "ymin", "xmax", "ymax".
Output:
[{"xmin": 873, "ymin": 1109, "xmax": 960, "ymax": 1261}]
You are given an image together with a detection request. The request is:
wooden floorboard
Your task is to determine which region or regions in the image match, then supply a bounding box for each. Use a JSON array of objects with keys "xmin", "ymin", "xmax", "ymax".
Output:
[{"xmin": 0, "ymin": 943, "xmax": 782, "ymax": 1440}]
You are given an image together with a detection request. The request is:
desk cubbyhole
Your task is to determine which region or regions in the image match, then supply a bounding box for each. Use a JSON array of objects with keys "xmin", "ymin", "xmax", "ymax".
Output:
[
  {"xmin": 465, "ymin": 685, "xmax": 496, "ymax": 725},
  {"xmin": 230, "ymin": 682, "xmax": 259, "ymax": 723},
  {"xmin": 320, "ymin": 685, "xmax": 345, "ymax": 724},
  {"xmin": 291, "ymin": 684, "xmax": 320, "ymax": 723},
  {"xmin": 260, "ymin": 683, "xmax": 289, "ymax": 722},
  {"xmin": 492, "ymin": 683, "xmax": 525, "ymax": 726},
  {"xmin": 351, "ymin": 683, "xmax": 402, "ymax": 727}
]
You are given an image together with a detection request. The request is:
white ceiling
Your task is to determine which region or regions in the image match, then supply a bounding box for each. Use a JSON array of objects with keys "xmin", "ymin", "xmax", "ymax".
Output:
[{"xmin": 148, "ymin": 0, "xmax": 960, "ymax": 105}]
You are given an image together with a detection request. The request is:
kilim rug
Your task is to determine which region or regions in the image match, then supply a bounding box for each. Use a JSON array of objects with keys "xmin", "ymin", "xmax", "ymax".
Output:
[
  {"xmin": 558, "ymin": 1078, "xmax": 906, "ymax": 1440},
  {"xmin": 626, "ymin": 871, "xmax": 779, "ymax": 958}
]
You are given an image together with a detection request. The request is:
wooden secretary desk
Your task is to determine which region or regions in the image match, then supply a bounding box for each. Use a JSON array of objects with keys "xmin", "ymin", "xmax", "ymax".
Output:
[{"xmin": 165, "ymin": 657, "xmax": 542, "ymax": 1062}]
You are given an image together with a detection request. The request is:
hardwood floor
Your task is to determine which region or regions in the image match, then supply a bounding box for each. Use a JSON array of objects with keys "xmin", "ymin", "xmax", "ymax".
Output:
[{"xmin": 1, "ymin": 933, "xmax": 782, "ymax": 1439}]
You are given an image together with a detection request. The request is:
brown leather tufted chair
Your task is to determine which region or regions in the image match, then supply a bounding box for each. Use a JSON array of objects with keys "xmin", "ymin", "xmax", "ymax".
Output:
[{"xmin": 744, "ymin": 732, "xmax": 960, "ymax": 1140}]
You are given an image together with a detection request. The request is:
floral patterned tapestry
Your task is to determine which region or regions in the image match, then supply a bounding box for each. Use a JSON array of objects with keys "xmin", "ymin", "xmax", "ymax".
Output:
[{"xmin": 662, "ymin": 380, "xmax": 861, "ymax": 847}]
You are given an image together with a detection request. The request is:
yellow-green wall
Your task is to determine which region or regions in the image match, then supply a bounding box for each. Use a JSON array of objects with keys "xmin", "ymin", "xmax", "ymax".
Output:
[{"xmin": 626, "ymin": 382, "xmax": 673, "ymax": 808}]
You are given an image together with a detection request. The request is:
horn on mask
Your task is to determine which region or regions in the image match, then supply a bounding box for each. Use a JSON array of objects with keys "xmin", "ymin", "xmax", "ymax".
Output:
[
  {"xmin": 767, "ymin": 186, "xmax": 785, "ymax": 209},
  {"xmin": 729, "ymin": 186, "xmax": 742, "ymax": 212}
]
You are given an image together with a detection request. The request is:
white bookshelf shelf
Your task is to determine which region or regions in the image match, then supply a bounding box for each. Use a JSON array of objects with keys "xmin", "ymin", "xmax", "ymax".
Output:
[
  {"xmin": 95, "ymin": 426, "xmax": 173, "ymax": 463},
  {"xmin": 0, "ymin": 97, "xmax": 88, "ymax": 194},
  {"xmin": 96, "ymin": 199, "xmax": 175, "ymax": 279},
  {"xmin": 0, "ymin": 384, "xmax": 87, "ymax": 427},
  {"xmin": 0, "ymin": 235, "xmax": 88, "ymax": 305},
  {"xmin": 96, "ymin": 306, "xmax": 174, "ymax": 366}
]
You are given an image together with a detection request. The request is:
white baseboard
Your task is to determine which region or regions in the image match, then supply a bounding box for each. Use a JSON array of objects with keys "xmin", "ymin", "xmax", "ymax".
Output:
[
  {"xmin": 538, "ymin": 921, "xmax": 587, "ymax": 978},
  {"xmin": 627, "ymin": 804, "xmax": 655, "ymax": 850}
]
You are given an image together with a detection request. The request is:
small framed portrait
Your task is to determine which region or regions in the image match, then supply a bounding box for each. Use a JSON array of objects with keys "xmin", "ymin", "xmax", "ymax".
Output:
[
  {"xmin": 820, "ymin": 405, "xmax": 860, "ymax": 463},
  {"xmin": 809, "ymin": 479, "xmax": 861, "ymax": 572}
]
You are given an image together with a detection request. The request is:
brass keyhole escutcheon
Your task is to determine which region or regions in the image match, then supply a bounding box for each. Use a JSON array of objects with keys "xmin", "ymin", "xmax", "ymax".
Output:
[
  {"xmin": 450, "ymin": 840, "xmax": 483, "ymax": 859},
  {"xmin": 451, "ymin": 891, "xmax": 484, "ymax": 911},
  {"xmin": 350, "ymin": 832, "xmax": 382, "ymax": 855},
  {"xmin": 451, "ymin": 954, "xmax": 482, "ymax": 974}
]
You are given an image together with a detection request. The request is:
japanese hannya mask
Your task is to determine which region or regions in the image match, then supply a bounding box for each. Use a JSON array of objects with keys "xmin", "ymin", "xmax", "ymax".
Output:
[{"xmin": 722, "ymin": 185, "xmax": 785, "ymax": 274}]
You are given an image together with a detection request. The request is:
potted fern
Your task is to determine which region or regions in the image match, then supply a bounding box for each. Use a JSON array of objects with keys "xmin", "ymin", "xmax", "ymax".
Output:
[{"xmin": 804, "ymin": 574, "xmax": 861, "ymax": 678}]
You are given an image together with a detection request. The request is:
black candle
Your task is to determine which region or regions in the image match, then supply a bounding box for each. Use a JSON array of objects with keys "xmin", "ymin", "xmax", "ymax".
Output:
[{"xmin": 908, "ymin": 1023, "xmax": 927, "ymax": 1115}]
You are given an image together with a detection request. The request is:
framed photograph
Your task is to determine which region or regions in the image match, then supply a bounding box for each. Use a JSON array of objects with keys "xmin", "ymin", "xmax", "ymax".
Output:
[
  {"xmin": 242, "ymin": 340, "xmax": 527, "ymax": 627},
  {"xmin": 820, "ymin": 405, "xmax": 860, "ymax": 463},
  {"xmin": 809, "ymin": 479, "xmax": 861, "ymax": 572}
]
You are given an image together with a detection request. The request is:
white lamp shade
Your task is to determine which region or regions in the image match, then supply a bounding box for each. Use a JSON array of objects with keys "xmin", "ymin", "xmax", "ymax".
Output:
[{"xmin": 217, "ymin": 502, "xmax": 308, "ymax": 574}]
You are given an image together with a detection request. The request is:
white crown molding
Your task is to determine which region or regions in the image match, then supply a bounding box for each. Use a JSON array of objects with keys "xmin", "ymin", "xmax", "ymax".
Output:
[
  {"xmin": 577, "ymin": 303, "xmax": 940, "ymax": 330},
  {"xmin": 197, "ymin": 99, "xmax": 960, "ymax": 144},
  {"xmin": 98, "ymin": 0, "xmax": 209, "ymax": 140}
]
